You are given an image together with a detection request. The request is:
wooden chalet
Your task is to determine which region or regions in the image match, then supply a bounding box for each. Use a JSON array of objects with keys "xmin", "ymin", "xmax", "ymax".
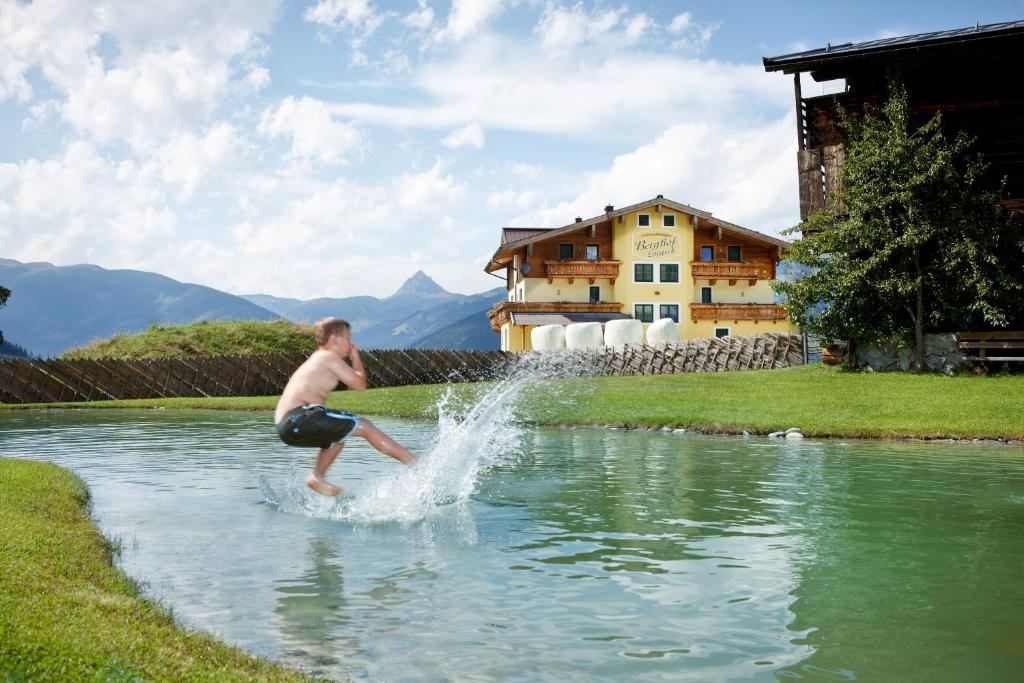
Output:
[
  {"xmin": 763, "ymin": 20, "xmax": 1024, "ymax": 221},
  {"xmin": 485, "ymin": 196, "xmax": 795, "ymax": 351}
]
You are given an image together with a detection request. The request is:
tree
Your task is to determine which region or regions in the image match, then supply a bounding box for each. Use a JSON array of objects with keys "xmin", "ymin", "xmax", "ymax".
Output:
[
  {"xmin": 774, "ymin": 85, "xmax": 1024, "ymax": 370},
  {"xmin": 0, "ymin": 285, "xmax": 8, "ymax": 346}
]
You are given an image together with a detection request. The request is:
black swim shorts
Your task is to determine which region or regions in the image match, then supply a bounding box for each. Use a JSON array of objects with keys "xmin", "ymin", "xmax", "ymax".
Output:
[{"xmin": 276, "ymin": 404, "xmax": 360, "ymax": 448}]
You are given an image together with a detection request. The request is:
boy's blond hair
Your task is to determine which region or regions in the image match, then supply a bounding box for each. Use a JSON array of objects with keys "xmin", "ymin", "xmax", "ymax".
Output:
[{"xmin": 314, "ymin": 317, "xmax": 351, "ymax": 347}]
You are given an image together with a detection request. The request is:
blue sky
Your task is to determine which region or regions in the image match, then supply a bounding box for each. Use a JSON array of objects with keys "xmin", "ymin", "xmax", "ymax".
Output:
[{"xmin": 2, "ymin": 0, "xmax": 1022, "ymax": 299}]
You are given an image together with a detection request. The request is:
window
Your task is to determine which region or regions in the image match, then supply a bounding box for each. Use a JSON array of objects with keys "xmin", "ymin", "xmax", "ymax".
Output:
[
  {"xmin": 728, "ymin": 245, "xmax": 742, "ymax": 262},
  {"xmin": 663, "ymin": 214, "xmax": 676, "ymax": 228},
  {"xmin": 659, "ymin": 304, "xmax": 679, "ymax": 323},
  {"xmin": 634, "ymin": 263, "xmax": 654, "ymax": 282},
  {"xmin": 586, "ymin": 244, "xmax": 598, "ymax": 261},
  {"xmin": 659, "ymin": 263, "xmax": 679, "ymax": 283},
  {"xmin": 559, "ymin": 243, "xmax": 573, "ymax": 260},
  {"xmin": 700, "ymin": 245, "xmax": 714, "ymax": 262},
  {"xmin": 701, "ymin": 287, "xmax": 713, "ymax": 304},
  {"xmin": 589, "ymin": 285, "xmax": 600, "ymax": 303},
  {"xmin": 715, "ymin": 327, "xmax": 730, "ymax": 338},
  {"xmin": 638, "ymin": 214, "xmax": 651, "ymax": 227},
  {"xmin": 634, "ymin": 304, "xmax": 654, "ymax": 323}
]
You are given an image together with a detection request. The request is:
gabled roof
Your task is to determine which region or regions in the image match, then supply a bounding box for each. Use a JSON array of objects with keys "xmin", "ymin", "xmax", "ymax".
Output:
[
  {"xmin": 486, "ymin": 196, "xmax": 790, "ymax": 272},
  {"xmin": 501, "ymin": 228, "xmax": 550, "ymax": 244},
  {"xmin": 763, "ymin": 20, "xmax": 1024, "ymax": 75}
]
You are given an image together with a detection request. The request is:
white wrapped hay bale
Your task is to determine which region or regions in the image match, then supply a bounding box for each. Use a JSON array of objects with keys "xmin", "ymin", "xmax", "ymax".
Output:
[
  {"xmin": 565, "ymin": 322, "xmax": 604, "ymax": 349},
  {"xmin": 530, "ymin": 324, "xmax": 566, "ymax": 351},
  {"xmin": 646, "ymin": 318, "xmax": 681, "ymax": 345},
  {"xmin": 604, "ymin": 319, "xmax": 643, "ymax": 349}
]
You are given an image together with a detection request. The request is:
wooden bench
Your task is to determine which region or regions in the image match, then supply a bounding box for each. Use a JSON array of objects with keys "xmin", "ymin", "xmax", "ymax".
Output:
[{"xmin": 959, "ymin": 331, "xmax": 1024, "ymax": 372}]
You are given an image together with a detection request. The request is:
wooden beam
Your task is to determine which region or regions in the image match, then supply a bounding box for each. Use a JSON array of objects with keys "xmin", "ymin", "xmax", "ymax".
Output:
[{"xmin": 794, "ymin": 73, "xmax": 805, "ymax": 151}]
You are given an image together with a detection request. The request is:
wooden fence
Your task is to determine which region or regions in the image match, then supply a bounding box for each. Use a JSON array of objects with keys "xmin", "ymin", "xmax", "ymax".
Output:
[
  {"xmin": 0, "ymin": 349, "xmax": 507, "ymax": 405},
  {"xmin": 528, "ymin": 333, "xmax": 805, "ymax": 376},
  {"xmin": 0, "ymin": 334, "xmax": 804, "ymax": 405}
]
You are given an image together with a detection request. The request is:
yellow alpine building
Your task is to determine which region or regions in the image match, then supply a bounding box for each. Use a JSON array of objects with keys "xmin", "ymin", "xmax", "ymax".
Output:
[{"xmin": 485, "ymin": 196, "xmax": 797, "ymax": 351}]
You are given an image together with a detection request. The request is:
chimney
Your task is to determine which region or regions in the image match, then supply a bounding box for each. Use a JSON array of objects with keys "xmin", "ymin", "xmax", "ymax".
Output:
[
  {"xmin": 575, "ymin": 216, "xmax": 582, "ymax": 222},
  {"xmin": 656, "ymin": 194, "xmax": 663, "ymax": 199},
  {"xmin": 604, "ymin": 204, "xmax": 614, "ymax": 213}
]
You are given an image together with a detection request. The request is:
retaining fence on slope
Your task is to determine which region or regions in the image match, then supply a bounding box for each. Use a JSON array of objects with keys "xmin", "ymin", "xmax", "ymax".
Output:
[{"xmin": 0, "ymin": 334, "xmax": 803, "ymax": 404}]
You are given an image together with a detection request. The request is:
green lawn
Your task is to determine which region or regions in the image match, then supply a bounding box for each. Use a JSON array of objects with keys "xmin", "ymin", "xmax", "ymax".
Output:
[
  {"xmin": 0, "ymin": 458, "xmax": 315, "ymax": 682},
  {"xmin": 3, "ymin": 365, "xmax": 1022, "ymax": 441}
]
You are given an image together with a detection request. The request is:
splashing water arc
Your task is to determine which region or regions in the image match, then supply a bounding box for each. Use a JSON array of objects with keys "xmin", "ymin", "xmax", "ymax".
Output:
[{"xmin": 259, "ymin": 352, "xmax": 591, "ymax": 523}]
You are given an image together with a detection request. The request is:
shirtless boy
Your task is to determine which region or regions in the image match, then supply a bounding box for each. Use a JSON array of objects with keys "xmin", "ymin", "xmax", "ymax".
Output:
[{"xmin": 275, "ymin": 317, "xmax": 417, "ymax": 496}]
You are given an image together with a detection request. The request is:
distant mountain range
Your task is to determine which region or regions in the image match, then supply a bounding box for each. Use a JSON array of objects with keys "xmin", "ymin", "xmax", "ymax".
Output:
[{"xmin": 0, "ymin": 258, "xmax": 503, "ymax": 357}]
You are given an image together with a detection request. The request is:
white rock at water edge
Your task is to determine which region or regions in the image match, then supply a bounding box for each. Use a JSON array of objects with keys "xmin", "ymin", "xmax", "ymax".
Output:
[
  {"xmin": 785, "ymin": 427, "xmax": 802, "ymax": 435},
  {"xmin": 785, "ymin": 432, "xmax": 804, "ymax": 440},
  {"xmin": 768, "ymin": 431, "xmax": 786, "ymax": 438}
]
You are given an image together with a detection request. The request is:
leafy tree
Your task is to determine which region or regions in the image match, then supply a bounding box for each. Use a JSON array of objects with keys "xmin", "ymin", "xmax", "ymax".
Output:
[
  {"xmin": 775, "ymin": 85, "xmax": 1024, "ymax": 370},
  {"xmin": 0, "ymin": 285, "xmax": 8, "ymax": 346}
]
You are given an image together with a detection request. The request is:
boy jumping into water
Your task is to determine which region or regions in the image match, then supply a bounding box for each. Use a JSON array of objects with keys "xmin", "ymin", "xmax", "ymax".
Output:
[{"xmin": 275, "ymin": 317, "xmax": 417, "ymax": 496}]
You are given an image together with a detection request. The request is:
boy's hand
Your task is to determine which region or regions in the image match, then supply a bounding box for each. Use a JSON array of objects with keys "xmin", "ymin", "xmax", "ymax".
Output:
[{"xmin": 348, "ymin": 341, "xmax": 360, "ymax": 358}]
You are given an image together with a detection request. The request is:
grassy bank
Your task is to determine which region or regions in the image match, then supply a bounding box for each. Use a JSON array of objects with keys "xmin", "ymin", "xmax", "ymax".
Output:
[
  {"xmin": 62, "ymin": 319, "xmax": 313, "ymax": 360},
  {"xmin": 0, "ymin": 458, "xmax": 314, "ymax": 682},
  {"xmin": 3, "ymin": 366, "xmax": 1022, "ymax": 441}
]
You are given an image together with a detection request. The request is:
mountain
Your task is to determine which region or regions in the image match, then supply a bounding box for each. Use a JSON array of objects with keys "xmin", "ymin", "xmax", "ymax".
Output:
[
  {"xmin": 242, "ymin": 271, "xmax": 504, "ymax": 350},
  {"xmin": 410, "ymin": 310, "xmax": 501, "ymax": 350},
  {"xmin": 0, "ymin": 259, "xmax": 505, "ymax": 358},
  {"xmin": 0, "ymin": 259, "xmax": 279, "ymax": 358}
]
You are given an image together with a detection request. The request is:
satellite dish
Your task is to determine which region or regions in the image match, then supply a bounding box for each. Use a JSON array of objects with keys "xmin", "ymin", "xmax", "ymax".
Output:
[{"xmin": 521, "ymin": 262, "xmax": 532, "ymax": 275}]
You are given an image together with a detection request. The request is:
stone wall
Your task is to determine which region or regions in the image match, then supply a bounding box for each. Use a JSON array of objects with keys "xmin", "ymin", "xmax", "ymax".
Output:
[{"xmin": 853, "ymin": 333, "xmax": 964, "ymax": 374}]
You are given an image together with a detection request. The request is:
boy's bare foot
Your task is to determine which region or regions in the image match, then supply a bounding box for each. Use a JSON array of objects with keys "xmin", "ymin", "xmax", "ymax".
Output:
[{"xmin": 306, "ymin": 473, "xmax": 343, "ymax": 497}]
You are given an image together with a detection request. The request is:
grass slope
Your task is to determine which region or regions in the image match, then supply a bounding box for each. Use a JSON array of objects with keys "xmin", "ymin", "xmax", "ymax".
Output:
[
  {"xmin": 4, "ymin": 366, "xmax": 1022, "ymax": 441},
  {"xmin": 0, "ymin": 458, "xmax": 314, "ymax": 682},
  {"xmin": 62, "ymin": 320, "xmax": 314, "ymax": 360}
]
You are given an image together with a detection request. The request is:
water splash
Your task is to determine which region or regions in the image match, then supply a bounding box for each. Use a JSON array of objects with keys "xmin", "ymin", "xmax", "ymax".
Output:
[{"xmin": 259, "ymin": 351, "xmax": 593, "ymax": 524}]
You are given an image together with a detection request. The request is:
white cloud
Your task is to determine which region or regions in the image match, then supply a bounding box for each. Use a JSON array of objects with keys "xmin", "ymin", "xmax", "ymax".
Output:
[
  {"xmin": 442, "ymin": 122, "xmax": 485, "ymax": 149},
  {"xmin": 436, "ymin": 0, "xmax": 505, "ymax": 42},
  {"xmin": 304, "ymin": 0, "xmax": 385, "ymax": 34},
  {"xmin": 534, "ymin": 3, "xmax": 622, "ymax": 54},
  {"xmin": 328, "ymin": 40, "xmax": 790, "ymax": 140},
  {"xmin": 403, "ymin": 0, "xmax": 434, "ymax": 30},
  {"xmin": 258, "ymin": 96, "xmax": 366, "ymax": 166},
  {"xmin": 623, "ymin": 13, "xmax": 653, "ymax": 43},
  {"xmin": 0, "ymin": 0, "xmax": 278, "ymax": 151},
  {"xmin": 526, "ymin": 115, "xmax": 799, "ymax": 236},
  {"xmin": 147, "ymin": 123, "xmax": 244, "ymax": 201},
  {"xmin": 668, "ymin": 13, "xmax": 692, "ymax": 34}
]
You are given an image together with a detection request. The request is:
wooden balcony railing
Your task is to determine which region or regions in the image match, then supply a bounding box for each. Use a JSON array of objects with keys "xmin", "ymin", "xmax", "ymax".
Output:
[
  {"xmin": 689, "ymin": 303, "xmax": 789, "ymax": 323},
  {"xmin": 488, "ymin": 301, "xmax": 623, "ymax": 330},
  {"xmin": 544, "ymin": 260, "xmax": 620, "ymax": 284},
  {"xmin": 689, "ymin": 261, "xmax": 771, "ymax": 285}
]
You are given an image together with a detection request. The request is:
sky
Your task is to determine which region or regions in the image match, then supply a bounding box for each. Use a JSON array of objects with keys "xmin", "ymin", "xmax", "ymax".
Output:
[{"xmin": 2, "ymin": 0, "xmax": 1022, "ymax": 299}]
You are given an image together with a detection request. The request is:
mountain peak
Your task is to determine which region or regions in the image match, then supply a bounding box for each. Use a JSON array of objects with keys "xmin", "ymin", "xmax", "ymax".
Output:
[{"xmin": 391, "ymin": 270, "xmax": 447, "ymax": 297}]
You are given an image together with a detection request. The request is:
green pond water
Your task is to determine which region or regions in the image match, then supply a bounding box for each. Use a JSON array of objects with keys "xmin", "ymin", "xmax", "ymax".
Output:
[{"xmin": 1, "ymin": 408, "xmax": 1022, "ymax": 682}]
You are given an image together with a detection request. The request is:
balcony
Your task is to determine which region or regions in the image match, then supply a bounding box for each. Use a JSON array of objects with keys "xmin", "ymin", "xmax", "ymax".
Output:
[
  {"xmin": 488, "ymin": 301, "xmax": 623, "ymax": 330},
  {"xmin": 689, "ymin": 261, "xmax": 771, "ymax": 285},
  {"xmin": 689, "ymin": 303, "xmax": 788, "ymax": 323},
  {"xmin": 544, "ymin": 260, "xmax": 620, "ymax": 284}
]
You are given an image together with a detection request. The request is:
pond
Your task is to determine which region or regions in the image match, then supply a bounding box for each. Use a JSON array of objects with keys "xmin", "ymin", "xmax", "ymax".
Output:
[{"xmin": 1, "ymin": 405, "xmax": 1023, "ymax": 682}]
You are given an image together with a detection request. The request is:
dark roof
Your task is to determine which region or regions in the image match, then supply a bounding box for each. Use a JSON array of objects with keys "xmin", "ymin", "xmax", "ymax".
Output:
[
  {"xmin": 510, "ymin": 312, "xmax": 630, "ymax": 326},
  {"xmin": 763, "ymin": 20, "xmax": 1024, "ymax": 74},
  {"xmin": 501, "ymin": 228, "xmax": 550, "ymax": 244}
]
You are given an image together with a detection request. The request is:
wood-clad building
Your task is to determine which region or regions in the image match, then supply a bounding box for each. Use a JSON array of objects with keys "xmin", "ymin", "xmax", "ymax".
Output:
[
  {"xmin": 763, "ymin": 20, "xmax": 1024, "ymax": 221},
  {"xmin": 484, "ymin": 196, "xmax": 796, "ymax": 351}
]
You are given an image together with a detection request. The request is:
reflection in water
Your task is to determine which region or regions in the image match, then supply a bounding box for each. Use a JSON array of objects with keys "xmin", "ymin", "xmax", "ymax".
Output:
[
  {"xmin": 1, "ymin": 410, "xmax": 1023, "ymax": 681},
  {"xmin": 274, "ymin": 538, "xmax": 352, "ymax": 675}
]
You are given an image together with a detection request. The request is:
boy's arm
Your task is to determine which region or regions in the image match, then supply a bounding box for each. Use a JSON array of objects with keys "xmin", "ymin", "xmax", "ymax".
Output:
[{"xmin": 330, "ymin": 344, "xmax": 368, "ymax": 391}]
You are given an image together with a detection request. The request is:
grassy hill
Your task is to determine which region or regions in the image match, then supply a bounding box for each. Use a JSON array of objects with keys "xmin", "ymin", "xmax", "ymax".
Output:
[{"xmin": 62, "ymin": 320, "xmax": 315, "ymax": 360}]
